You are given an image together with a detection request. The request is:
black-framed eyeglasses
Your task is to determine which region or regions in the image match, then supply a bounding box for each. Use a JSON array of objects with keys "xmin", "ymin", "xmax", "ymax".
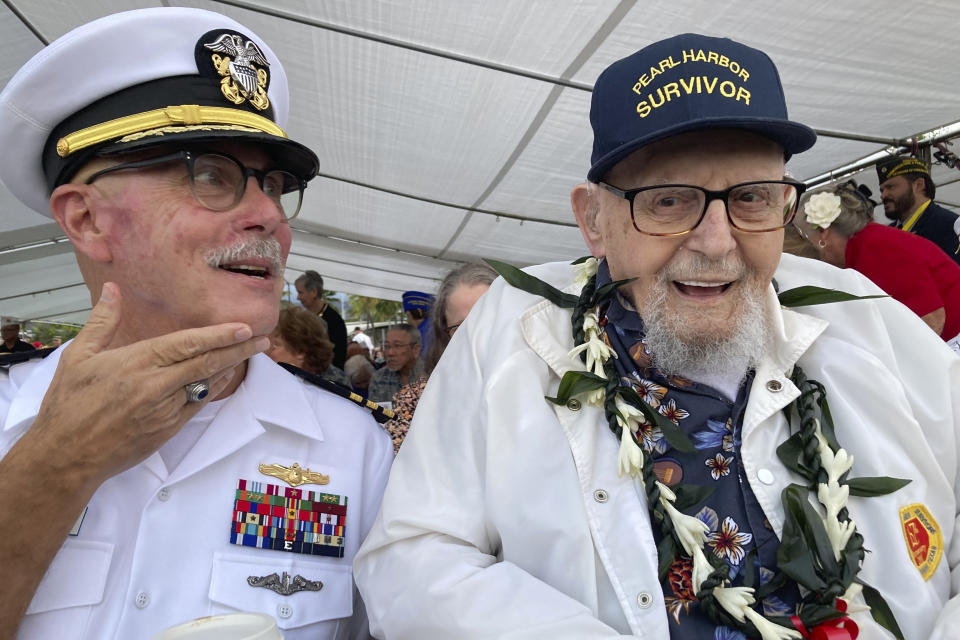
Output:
[
  {"xmin": 84, "ymin": 150, "xmax": 307, "ymax": 220},
  {"xmin": 600, "ymin": 180, "xmax": 805, "ymax": 236}
]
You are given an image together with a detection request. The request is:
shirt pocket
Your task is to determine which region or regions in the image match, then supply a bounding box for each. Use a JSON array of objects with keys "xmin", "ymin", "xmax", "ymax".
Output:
[
  {"xmin": 19, "ymin": 540, "xmax": 113, "ymax": 639},
  {"xmin": 208, "ymin": 551, "xmax": 353, "ymax": 633}
]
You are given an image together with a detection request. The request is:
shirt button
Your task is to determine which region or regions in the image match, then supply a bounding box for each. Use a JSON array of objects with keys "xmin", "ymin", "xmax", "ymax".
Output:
[
  {"xmin": 277, "ymin": 603, "xmax": 293, "ymax": 619},
  {"xmin": 766, "ymin": 380, "xmax": 783, "ymax": 392},
  {"xmin": 157, "ymin": 488, "xmax": 171, "ymax": 502},
  {"xmin": 566, "ymin": 398, "xmax": 582, "ymax": 411},
  {"xmin": 134, "ymin": 591, "xmax": 150, "ymax": 609},
  {"xmin": 757, "ymin": 468, "xmax": 775, "ymax": 485},
  {"xmin": 637, "ymin": 591, "xmax": 654, "ymax": 608},
  {"xmin": 593, "ymin": 489, "xmax": 609, "ymax": 503}
]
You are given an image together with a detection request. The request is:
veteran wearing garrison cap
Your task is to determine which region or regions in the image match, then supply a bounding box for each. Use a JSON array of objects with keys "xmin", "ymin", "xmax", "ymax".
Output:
[
  {"xmin": 0, "ymin": 8, "xmax": 391, "ymax": 639},
  {"xmin": 355, "ymin": 33, "xmax": 960, "ymax": 639},
  {"xmin": 877, "ymin": 155, "xmax": 960, "ymax": 265}
]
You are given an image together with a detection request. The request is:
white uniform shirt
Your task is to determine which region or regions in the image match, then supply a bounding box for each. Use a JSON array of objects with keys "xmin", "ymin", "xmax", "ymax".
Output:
[
  {"xmin": 355, "ymin": 255, "xmax": 960, "ymax": 640},
  {"xmin": 0, "ymin": 352, "xmax": 393, "ymax": 640}
]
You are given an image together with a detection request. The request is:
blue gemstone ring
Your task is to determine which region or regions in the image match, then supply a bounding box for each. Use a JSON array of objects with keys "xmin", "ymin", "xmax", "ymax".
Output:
[{"xmin": 184, "ymin": 380, "xmax": 211, "ymax": 403}]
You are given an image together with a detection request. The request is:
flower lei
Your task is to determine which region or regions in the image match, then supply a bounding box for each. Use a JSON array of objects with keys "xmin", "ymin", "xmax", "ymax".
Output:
[{"xmin": 487, "ymin": 256, "xmax": 909, "ymax": 640}]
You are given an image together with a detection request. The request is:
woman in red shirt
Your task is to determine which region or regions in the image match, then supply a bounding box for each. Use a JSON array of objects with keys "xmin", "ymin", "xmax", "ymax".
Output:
[{"xmin": 798, "ymin": 181, "xmax": 960, "ymax": 347}]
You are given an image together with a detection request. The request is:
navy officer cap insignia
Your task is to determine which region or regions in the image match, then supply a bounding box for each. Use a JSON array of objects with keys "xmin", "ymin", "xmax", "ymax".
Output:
[
  {"xmin": 0, "ymin": 7, "xmax": 319, "ymax": 217},
  {"xmin": 198, "ymin": 30, "xmax": 271, "ymax": 111},
  {"xmin": 587, "ymin": 33, "xmax": 816, "ymax": 182}
]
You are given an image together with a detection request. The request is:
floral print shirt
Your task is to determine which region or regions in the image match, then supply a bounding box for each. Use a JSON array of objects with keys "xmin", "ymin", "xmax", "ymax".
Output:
[
  {"xmin": 384, "ymin": 379, "xmax": 428, "ymax": 455},
  {"xmin": 368, "ymin": 360, "xmax": 426, "ymax": 404},
  {"xmin": 597, "ymin": 263, "xmax": 799, "ymax": 639}
]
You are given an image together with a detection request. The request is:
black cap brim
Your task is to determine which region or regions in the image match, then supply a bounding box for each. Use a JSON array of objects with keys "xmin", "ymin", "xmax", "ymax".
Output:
[
  {"xmin": 587, "ymin": 116, "xmax": 817, "ymax": 183},
  {"xmin": 95, "ymin": 128, "xmax": 319, "ymax": 182}
]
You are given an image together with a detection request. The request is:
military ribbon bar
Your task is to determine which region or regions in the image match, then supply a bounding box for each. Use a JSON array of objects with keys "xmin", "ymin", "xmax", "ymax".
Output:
[{"xmin": 230, "ymin": 478, "xmax": 347, "ymax": 557}]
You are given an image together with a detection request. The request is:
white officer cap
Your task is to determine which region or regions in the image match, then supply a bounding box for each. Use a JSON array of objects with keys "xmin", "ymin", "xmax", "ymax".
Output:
[{"xmin": 0, "ymin": 7, "xmax": 318, "ymax": 216}]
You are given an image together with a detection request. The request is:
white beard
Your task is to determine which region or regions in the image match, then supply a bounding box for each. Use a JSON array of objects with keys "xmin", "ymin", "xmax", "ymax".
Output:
[{"xmin": 639, "ymin": 262, "xmax": 770, "ymax": 386}]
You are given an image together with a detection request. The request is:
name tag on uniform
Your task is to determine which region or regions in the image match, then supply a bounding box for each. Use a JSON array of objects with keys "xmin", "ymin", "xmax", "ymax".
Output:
[
  {"xmin": 230, "ymin": 479, "xmax": 347, "ymax": 558},
  {"xmin": 68, "ymin": 506, "xmax": 88, "ymax": 536}
]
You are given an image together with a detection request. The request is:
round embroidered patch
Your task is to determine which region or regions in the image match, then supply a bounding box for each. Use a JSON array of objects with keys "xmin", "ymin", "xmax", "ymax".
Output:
[{"xmin": 899, "ymin": 503, "xmax": 942, "ymax": 581}]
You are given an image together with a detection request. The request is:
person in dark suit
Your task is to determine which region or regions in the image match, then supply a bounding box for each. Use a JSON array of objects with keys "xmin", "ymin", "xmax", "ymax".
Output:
[
  {"xmin": 0, "ymin": 322, "xmax": 35, "ymax": 353},
  {"xmin": 294, "ymin": 270, "xmax": 348, "ymax": 368},
  {"xmin": 878, "ymin": 155, "xmax": 960, "ymax": 264}
]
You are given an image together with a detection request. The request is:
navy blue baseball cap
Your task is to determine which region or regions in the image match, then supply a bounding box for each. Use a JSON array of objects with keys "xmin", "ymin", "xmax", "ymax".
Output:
[{"xmin": 587, "ymin": 33, "xmax": 816, "ymax": 182}]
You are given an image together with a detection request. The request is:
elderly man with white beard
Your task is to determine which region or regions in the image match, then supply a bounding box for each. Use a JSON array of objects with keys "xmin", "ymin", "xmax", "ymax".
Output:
[
  {"xmin": 354, "ymin": 34, "xmax": 960, "ymax": 640},
  {"xmin": 0, "ymin": 8, "xmax": 392, "ymax": 639}
]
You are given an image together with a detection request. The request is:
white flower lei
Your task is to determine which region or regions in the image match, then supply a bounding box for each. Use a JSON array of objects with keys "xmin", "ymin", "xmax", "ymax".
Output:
[{"xmin": 569, "ymin": 256, "xmax": 865, "ymax": 636}]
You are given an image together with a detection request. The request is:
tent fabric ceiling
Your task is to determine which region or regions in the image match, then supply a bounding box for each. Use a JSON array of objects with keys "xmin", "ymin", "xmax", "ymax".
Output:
[{"xmin": 2, "ymin": 0, "xmax": 959, "ymax": 325}]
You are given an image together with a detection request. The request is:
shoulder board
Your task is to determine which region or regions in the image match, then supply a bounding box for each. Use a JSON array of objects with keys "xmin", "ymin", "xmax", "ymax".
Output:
[
  {"xmin": 277, "ymin": 361, "xmax": 395, "ymax": 424},
  {"xmin": 0, "ymin": 347, "xmax": 56, "ymax": 370}
]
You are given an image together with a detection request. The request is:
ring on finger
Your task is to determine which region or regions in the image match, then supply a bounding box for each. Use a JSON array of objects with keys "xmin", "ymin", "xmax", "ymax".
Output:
[{"xmin": 184, "ymin": 380, "xmax": 211, "ymax": 403}]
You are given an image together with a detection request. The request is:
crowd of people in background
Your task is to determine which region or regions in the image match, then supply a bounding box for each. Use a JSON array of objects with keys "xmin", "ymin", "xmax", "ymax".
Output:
[
  {"xmin": 785, "ymin": 156, "xmax": 960, "ymax": 353},
  {"xmin": 1, "ymin": 10, "xmax": 959, "ymax": 639},
  {"xmin": 252, "ymin": 263, "xmax": 501, "ymax": 454}
]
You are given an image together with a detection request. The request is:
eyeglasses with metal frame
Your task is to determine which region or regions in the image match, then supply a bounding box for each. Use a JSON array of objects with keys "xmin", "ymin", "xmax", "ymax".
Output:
[
  {"xmin": 599, "ymin": 180, "xmax": 805, "ymax": 237},
  {"xmin": 84, "ymin": 150, "xmax": 307, "ymax": 220}
]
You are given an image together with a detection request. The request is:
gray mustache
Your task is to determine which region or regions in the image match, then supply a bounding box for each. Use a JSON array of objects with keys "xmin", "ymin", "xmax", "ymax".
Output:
[
  {"xmin": 659, "ymin": 254, "xmax": 749, "ymax": 282},
  {"xmin": 204, "ymin": 237, "xmax": 285, "ymax": 274}
]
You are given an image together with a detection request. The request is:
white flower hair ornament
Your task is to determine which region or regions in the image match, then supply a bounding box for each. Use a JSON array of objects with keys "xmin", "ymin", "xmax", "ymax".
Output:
[{"xmin": 804, "ymin": 192, "xmax": 843, "ymax": 229}]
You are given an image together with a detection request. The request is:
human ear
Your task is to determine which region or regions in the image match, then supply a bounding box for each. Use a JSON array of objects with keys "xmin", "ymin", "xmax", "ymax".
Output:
[
  {"xmin": 49, "ymin": 184, "xmax": 113, "ymax": 263},
  {"xmin": 912, "ymin": 176, "xmax": 927, "ymax": 199},
  {"xmin": 571, "ymin": 182, "xmax": 605, "ymax": 258}
]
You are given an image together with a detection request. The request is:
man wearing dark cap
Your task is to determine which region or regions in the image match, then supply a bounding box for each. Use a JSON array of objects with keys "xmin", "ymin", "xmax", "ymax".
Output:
[
  {"xmin": 356, "ymin": 34, "xmax": 959, "ymax": 640},
  {"xmin": 0, "ymin": 8, "xmax": 391, "ymax": 639},
  {"xmin": 877, "ymin": 155, "xmax": 960, "ymax": 265}
]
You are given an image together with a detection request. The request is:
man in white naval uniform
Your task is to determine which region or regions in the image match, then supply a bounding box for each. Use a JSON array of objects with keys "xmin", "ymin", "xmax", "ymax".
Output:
[
  {"xmin": 355, "ymin": 34, "xmax": 960, "ymax": 639},
  {"xmin": 0, "ymin": 8, "xmax": 391, "ymax": 639}
]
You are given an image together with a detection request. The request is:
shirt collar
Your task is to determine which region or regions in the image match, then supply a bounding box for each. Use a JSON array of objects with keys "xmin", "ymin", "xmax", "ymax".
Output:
[
  {"xmin": 3, "ymin": 345, "xmax": 63, "ymax": 433},
  {"xmin": 232, "ymin": 353, "xmax": 324, "ymax": 442}
]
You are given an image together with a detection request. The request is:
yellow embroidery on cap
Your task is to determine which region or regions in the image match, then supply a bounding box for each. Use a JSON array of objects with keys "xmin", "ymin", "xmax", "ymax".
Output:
[{"xmin": 899, "ymin": 503, "xmax": 942, "ymax": 580}]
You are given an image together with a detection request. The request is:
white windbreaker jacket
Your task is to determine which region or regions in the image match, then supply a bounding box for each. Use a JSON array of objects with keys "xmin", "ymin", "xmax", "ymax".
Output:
[{"xmin": 355, "ymin": 254, "xmax": 960, "ymax": 640}]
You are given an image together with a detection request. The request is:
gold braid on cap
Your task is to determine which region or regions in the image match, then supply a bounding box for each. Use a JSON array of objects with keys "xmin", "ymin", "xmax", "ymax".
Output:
[{"xmin": 56, "ymin": 104, "xmax": 286, "ymax": 157}]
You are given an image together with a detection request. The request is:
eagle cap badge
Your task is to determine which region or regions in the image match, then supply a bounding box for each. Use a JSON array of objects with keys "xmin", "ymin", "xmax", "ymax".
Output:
[{"xmin": 195, "ymin": 29, "xmax": 271, "ymax": 111}]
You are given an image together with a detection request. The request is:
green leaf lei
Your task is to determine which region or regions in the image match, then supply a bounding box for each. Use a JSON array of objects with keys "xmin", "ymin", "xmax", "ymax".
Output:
[{"xmin": 487, "ymin": 257, "xmax": 909, "ymax": 640}]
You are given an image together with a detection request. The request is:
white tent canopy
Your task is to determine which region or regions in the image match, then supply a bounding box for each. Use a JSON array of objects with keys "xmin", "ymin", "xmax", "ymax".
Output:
[{"xmin": 2, "ymin": 0, "xmax": 959, "ymax": 324}]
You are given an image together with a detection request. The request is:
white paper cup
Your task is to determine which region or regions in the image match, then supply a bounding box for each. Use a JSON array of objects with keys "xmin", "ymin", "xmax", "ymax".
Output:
[{"xmin": 150, "ymin": 613, "xmax": 284, "ymax": 640}]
